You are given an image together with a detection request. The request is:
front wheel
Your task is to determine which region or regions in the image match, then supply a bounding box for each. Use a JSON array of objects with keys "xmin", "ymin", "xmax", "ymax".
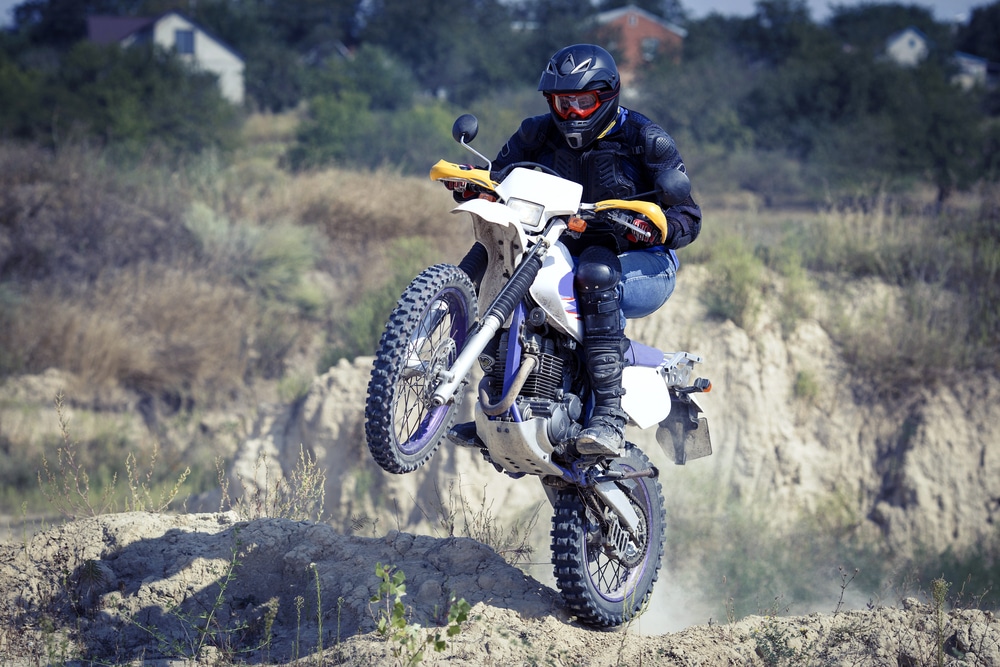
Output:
[
  {"xmin": 550, "ymin": 445, "xmax": 666, "ymax": 627},
  {"xmin": 365, "ymin": 264, "xmax": 478, "ymax": 474}
]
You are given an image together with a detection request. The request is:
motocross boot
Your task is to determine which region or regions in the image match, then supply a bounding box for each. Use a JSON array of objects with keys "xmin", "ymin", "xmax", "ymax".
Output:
[{"xmin": 574, "ymin": 247, "xmax": 628, "ymax": 458}]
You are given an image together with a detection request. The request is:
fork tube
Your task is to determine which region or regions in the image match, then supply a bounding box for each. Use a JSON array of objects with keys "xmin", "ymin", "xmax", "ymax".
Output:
[{"xmin": 431, "ymin": 219, "xmax": 566, "ymax": 407}]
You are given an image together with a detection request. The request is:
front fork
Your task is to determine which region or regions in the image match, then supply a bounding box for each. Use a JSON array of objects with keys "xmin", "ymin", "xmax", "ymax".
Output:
[{"xmin": 430, "ymin": 221, "xmax": 561, "ymax": 407}]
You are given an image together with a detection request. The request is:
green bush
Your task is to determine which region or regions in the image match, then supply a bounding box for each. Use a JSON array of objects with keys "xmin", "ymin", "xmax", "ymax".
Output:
[
  {"xmin": 287, "ymin": 91, "xmax": 377, "ymax": 171},
  {"xmin": 288, "ymin": 94, "xmax": 457, "ymax": 174},
  {"xmin": 700, "ymin": 234, "xmax": 766, "ymax": 330},
  {"xmin": 319, "ymin": 238, "xmax": 438, "ymax": 369},
  {"xmin": 18, "ymin": 42, "xmax": 241, "ymax": 162}
]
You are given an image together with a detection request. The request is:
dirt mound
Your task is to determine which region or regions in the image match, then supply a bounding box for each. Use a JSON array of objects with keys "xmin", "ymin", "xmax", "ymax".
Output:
[{"xmin": 2, "ymin": 512, "xmax": 999, "ymax": 666}]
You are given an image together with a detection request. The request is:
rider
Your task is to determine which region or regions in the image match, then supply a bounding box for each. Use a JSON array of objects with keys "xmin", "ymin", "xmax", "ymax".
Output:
[{"xmin": 452, "ymin": 43, "xmax": 702, "ymax": 458}]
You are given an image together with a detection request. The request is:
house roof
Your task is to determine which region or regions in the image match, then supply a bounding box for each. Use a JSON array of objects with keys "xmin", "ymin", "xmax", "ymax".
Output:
[
  {"xmin": 595, "ymin": 4, "xmax": 687, "ymax": 39},
  {"xmin": 86, "ymin": 10, "xmax": 244, "ymax": 61},
  {"xmin": 87, "ymin": 16, "xmax": 155, "ymax": 44},
  {"xmin": 885, "ymin": 25, "xmax": 931, "ymax": 47},
  {"xmin": 954, "ymin": 51, "xmax": 989, "ymax": 66}
]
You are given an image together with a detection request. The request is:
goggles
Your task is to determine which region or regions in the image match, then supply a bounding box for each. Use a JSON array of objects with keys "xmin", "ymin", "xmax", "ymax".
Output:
[{"xmin": 545, "ymin": 91, "xmax": 602, "ymax": 120}]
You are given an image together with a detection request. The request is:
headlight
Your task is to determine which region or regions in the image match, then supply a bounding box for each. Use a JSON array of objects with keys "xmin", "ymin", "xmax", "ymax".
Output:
[{"xmin": 506, "ymin": 198, "xmax": 545, "ymax": 231}]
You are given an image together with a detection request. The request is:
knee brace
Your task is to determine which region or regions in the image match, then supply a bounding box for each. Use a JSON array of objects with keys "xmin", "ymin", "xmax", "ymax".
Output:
[{"xmin": 575, "ymin": 246, "xmax": 622, "ymax": 336}]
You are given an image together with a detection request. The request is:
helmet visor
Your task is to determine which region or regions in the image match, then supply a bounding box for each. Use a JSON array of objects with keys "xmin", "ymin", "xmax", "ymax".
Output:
[{"xmin": 546, "ymin": 91, "xmax": 602, "ymax": 120}]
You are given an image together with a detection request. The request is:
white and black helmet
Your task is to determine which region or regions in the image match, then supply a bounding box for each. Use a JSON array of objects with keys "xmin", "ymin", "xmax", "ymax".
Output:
[{"xmin": 538, "ymin": 44, "xmax": 621, "ymax": 150}]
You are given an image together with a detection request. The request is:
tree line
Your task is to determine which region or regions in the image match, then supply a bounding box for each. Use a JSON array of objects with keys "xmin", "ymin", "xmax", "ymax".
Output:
[{"xmin": 0, "ymin": 0, "xmax": 998, "ymax": 200}]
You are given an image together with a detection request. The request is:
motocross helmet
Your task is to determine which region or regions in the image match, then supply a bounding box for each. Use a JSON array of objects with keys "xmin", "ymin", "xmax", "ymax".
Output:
[{"xmin": 538, "ymin": 44, "xmax": 621, "ymax": 150}]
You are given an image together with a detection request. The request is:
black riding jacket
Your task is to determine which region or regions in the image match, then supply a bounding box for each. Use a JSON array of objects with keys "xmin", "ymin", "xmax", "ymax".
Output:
[{"xmin": 492, "ymin": 107, "xmax": 702, "ymax": 254}]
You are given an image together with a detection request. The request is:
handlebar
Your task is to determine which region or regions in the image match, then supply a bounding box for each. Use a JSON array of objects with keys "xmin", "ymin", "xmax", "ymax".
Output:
[{"xmin": 428, "ymin": 159, "xmax": 669, "ymax": 242}]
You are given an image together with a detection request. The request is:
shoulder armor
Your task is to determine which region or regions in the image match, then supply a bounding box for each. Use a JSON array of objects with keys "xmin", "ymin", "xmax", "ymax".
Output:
[
  {"xmin": 641, "ymin": 124, "xmax": 680, "ymax": 168},
  {"xmin": 517, "ymin": 114, "xmax": 554, "ymax": 150}
]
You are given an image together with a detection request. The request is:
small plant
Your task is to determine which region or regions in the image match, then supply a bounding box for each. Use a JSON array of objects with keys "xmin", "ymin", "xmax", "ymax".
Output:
[
  {"xmin": 312, "ymin": 562, "xmax": 323, "ymax": 655},
  {"xmin": 37, "ymin": 393, "xmax": 117, "ymax": 519},
  {"xmin": 36, "ymin": 393, "xmax": 193, "ymax": 519},
  {"xmin": 370, "ymin": 562, "xmax": 470, "ymax": 666},
  {"xmin": 700, "ymin": 234, "xmax": 765, "ymax": 330},
  {"xmin": 218, "ymin": 444, "xmax": 326, "ymax": 522},
  {"xmin": 123, "ymin": 444, "xmax": 191, "ymax": 513},
  {"xmin": 293, "ymin": 595, "xmax": 306, "ymax": 661},
  {"xmin": 423, "ymin": 480, "xmax": 540, "ymax": 565},
  {"xmin": 834, "ymin": 566, "xmax": 859, "ymax": 614},
  {"xmin": 753, "ymin": 616, "xmax": 795, "ymax": 667},
  {"xmin": 792, "ymin": 370, "xmax": 820, "ymax": 404},
  {"xmin": 931, "ymin": 577, "xmax": 950, "ymax": 667}
]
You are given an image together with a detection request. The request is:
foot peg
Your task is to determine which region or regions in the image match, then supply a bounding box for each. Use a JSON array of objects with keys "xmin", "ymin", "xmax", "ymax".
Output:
[{"xmin": 447, "ymin": 421, "xmax": 484, "ymax": 448}]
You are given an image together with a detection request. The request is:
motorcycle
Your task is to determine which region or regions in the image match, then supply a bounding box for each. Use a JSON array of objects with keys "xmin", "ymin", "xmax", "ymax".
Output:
[{"xmin": 365, "ymin": 114, "xmax": 712, "ymax": 628}]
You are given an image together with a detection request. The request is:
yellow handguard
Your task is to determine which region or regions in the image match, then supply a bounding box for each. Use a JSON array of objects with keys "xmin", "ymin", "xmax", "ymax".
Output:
[
  {"xmin": 594, "ymin": 199, "xmax": 669, "ymax": 241},
  {"xmin": 429, "ymin": 160, "xmax": 498, "ymax": 192}
]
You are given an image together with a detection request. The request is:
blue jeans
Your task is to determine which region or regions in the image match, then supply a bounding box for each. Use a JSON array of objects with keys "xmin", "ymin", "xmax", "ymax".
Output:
[{"xmin": 618, "ymin": 248, "xmax": 676, "ymax": 324}]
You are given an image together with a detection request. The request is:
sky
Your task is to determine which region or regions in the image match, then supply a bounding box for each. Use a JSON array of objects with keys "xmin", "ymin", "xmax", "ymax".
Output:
[
  {"xmin": 0, "ymin": 0, "xmax": 991, "ymax": 28},
  {"xmin": 687, "ymin": 0, "xmax": 989, "ymax": 22}
]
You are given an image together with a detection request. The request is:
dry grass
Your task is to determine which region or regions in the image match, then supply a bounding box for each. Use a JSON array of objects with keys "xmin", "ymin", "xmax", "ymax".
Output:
[
  {"xmin": 686, "ymin": 184, "xmax": 998, "ymax": 395},
  {"xmin": 6, "ymin": 266, "xmax": 255, "ymax": 404},
  {"xmin": 1, "ymin": 118, "xmax": 997, "ymax": 520}
]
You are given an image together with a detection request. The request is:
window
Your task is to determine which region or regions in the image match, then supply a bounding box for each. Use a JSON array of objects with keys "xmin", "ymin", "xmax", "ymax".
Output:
[
  {"xmin": 641, "ymin": 37, "xmax": 660, "ymax": 62},
  {"xmin": 175, "ymin": 29, "xmax": 194, "ymax": 54}
]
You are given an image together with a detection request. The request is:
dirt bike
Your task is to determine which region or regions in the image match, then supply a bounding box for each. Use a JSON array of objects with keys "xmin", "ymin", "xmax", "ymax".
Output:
[{"xmin": 365, "ymin": 114, "xmax": 712, "ymax": 628}]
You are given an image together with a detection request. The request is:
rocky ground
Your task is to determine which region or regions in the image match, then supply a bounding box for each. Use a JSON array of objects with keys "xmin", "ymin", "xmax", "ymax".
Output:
[
  {"xmin": 1, "ymin": 511, "xmax": 998, "ymax": 666},
  {"xmin": 3, "ymin": 266, "xmax": 1000, "ymax": 665}
]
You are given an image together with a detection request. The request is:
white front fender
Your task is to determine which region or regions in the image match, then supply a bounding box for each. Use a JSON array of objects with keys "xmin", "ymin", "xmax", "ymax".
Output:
[{"xmin": 453, "ymin": 198, "xmax": 522, "ymax": 227}]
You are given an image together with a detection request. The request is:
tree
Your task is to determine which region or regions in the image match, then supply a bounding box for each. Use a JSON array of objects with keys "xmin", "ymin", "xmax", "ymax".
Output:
[
  {"xmin": 955, "ymin": 1, "xmax": 1000, "ymax": 61},
  {"xmin": 0, "ymin": 50, "xmax": 41, "ymax": 139},
  {"xmin": 359, "ymin": 0, "xmax": 531, "ymax": 104},
  {"xmin": 35, "ymin": 42, "xmax": 240, "ymax": 159},
  {"xmin": 13, "ymin": 0, "xmax": 149, "ymax": 49},
  {"xmin": 306, "ymin": 43, "xmax": 415, "ymax": 112},
  {"xmin": 188, "ymin": 0, "xmax": 361, "ymax": 112},
  {"xmin": 884, "ymin": 61, "xmax": 984, "ymax": 201},
  {"xmin": 500, "ymin": 0, "xmax": 594, "ymax": 80},
  {"xmin": 827, "ymin": 3, "xmax": 953, "ymax": 59},
  {"xmin": 740, "ymin": 0, "xmax": 817, "ymax": 65}
]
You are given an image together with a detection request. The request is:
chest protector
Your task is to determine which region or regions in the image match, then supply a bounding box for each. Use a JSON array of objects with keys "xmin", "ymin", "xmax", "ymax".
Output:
[{"xmin": 551, "ymin": 141, "xmax": 637, "ymax": 202}]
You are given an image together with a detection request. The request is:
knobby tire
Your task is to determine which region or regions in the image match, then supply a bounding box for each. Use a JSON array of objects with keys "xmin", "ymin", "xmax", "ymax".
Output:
[
  {"xmin": 550, "ymin": 444, "xmax": 666, "ymax": 627},
  {"xmin": 365, "ymin": 264, "xmax": 478, "ymax": 474}
]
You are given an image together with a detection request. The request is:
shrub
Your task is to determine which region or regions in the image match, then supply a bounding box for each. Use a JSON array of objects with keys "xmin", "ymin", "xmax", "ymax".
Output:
[
  {"xmin": 184, "ymin": 202, "xmax": 325, "ymax": 305},
  {"xmin": 287, "ymin": 96, "xmax": 456, "ymax": 174},
  {"xmin": 320, "ymin": 238, "xmax": 439, "ymax": 367},
  {"xmin": 700, "ymin": 233, "xmax": 766, "ymax": 329},
  {"xmin": 37, "ymin": 42, "xmax": 241, "ymax": 162},
  {"xmin": 831, "ymin": 281, "xmax": 973, "ymax": 397},
  {"xmin": 2, "ymin": 267, "xmax": 256, "ymax": 404},
  {"xmin": 0, "ymin": 142, "xmax": 197, "ymax": 285}
]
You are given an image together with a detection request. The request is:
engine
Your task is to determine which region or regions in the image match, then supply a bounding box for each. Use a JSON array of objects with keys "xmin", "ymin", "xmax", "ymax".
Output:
[{"xmin": 478, "ymin": 325, "xmax": 583, "ymax": 447}]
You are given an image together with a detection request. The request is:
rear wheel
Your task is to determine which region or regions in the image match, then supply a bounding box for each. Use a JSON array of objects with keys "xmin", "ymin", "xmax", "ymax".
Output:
[
  {"xmin": 365, "ymin": 264, "xmax": 478, "ymax": 473},
  {"xmin": 550, "ymin": 445, "xmax": 666, "ymax": 627}
]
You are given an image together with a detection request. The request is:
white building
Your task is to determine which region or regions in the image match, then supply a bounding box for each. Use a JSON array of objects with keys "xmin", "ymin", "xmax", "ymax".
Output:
[
  {"xmin": 884, "ymin": 26, "xmax": 930, "ymax": 67},
  {"xmin": 88, "ymin": 11, "xmax": 245, "ymax": 105},
  {"xmin": 952, "ymin": 51, "xmax": 989, "ymax": 90}
]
